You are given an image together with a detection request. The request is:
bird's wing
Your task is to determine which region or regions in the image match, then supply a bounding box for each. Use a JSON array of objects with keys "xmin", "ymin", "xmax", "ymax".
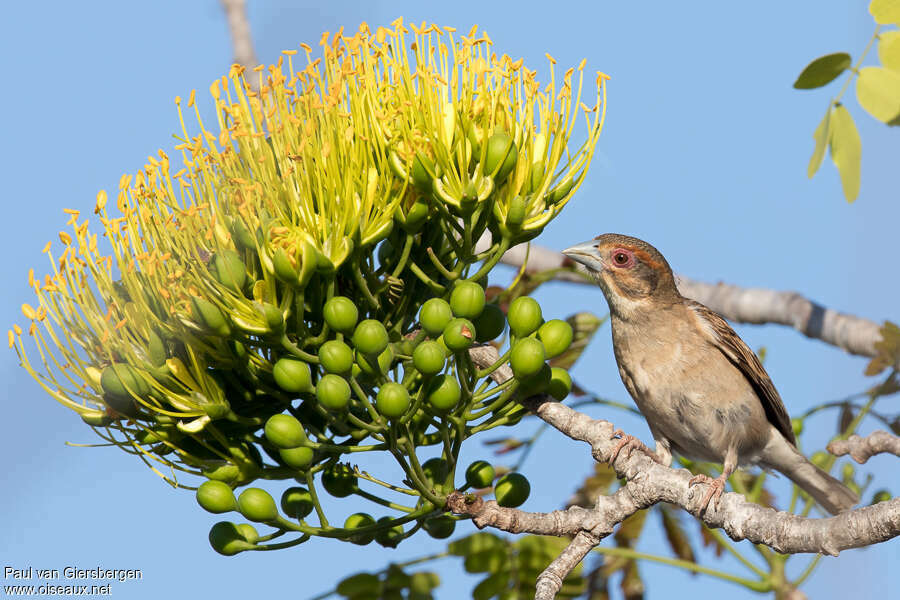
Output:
[{"xmin": 686, "ymin": 300, "xmax": 796, "ymax": 446}]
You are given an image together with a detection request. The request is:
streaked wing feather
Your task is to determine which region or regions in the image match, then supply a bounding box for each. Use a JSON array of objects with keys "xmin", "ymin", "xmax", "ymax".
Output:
[{"xmin": 687, "ymin": 300, "xmax": 796, "ymax": 446}]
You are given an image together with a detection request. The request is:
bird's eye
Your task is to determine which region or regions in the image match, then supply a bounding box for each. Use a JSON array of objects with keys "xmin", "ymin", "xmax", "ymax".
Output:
[{"xmin": 612, "ymin": 250, "xmax": 632, "ymax": 267}]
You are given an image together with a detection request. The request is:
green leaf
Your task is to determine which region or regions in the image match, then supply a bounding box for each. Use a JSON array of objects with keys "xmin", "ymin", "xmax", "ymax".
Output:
[
  {"xmin": 828, "ymin": 104, "xmax": 862, "ymax": 202},
  {"xmin": 878, "ymin": 30, "xmax": 900, "ymax": 71},
  {"xmin": 449, "ymin": 532, "xmax": 506, "ymax": 556},
  {"xmin": 473, "ymin": 572, "xmax": 510, "ymax": 600},
  {"xmin": 870, "ymin": 0, "xmax": 900, "ymax": 24},
  {"xmin": 409, "ymin": 572, "xmax": 440, "ymax": 594},
  {"xmin": 465, "ymin": 549, "xmax": 508, "ymax": 574},
  {"xmin": 807, "ymin": 107, "xmax": 832, "ymax": 178},
  {"xmin": 856, "ymin": 66, "xmax": 900, "ymax": 124},
  {"xmin": 793, "ymin": 52, "xmax": 851, "ymax": 89},
  {"xmin": 336, "ymin": 573, "xmax": 381, "ymax": 597}
]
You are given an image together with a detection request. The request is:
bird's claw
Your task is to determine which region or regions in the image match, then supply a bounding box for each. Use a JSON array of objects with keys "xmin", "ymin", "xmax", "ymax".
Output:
[
  {"xmin": 608, "ymin": 429, "xmax": 653, "ymax": 465},
  {"xmin": 689, "ymin": 473, "xmax": 727, "ymax": 514}
]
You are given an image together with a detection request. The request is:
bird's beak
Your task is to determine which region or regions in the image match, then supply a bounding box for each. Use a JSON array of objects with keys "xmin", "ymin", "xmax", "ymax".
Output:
[{"xmin": 562, "ymin": 240, "xmax": 604, "ymax": 273}]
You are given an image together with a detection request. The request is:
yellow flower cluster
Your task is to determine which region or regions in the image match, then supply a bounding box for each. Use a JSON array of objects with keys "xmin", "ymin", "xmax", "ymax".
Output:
[{"xmin": 10, "ymin": 19, "xmax": 606, "ymax": 484}]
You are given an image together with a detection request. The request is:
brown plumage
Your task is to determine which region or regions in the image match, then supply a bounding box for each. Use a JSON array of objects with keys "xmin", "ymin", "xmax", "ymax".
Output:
[{"xmin": 563, "ymin": 233, "xmax": 857, "ymax": 515}]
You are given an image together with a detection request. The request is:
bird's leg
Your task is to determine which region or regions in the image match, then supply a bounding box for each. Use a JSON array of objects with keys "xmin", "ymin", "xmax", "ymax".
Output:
[
  {"xmin": 609, "ymin": 430, "xmax": 668, "ymax": 465},
  {"xmin": 689, "ymin": 447, "xmax": 737, "ymax": 514}
]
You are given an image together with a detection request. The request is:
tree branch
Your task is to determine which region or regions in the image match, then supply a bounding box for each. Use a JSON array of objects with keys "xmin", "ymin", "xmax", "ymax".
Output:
[
  {"xmin": 536, "ymin": 531, "xmax": 599, "ymax": 600},
  {"xmin": 488, "ymin": 239, "xmax": 884, "ymax": 359},
  {"xmin": 451, "ymin": 344, "xmax": 900, "ymax": 598},
  {"xmin": 827, "ymin": 430, "xmax": 900, "ymax": 463},
  {"xmin": 219, "ymin": 0, "xmax": 259, "ymax": 85}
]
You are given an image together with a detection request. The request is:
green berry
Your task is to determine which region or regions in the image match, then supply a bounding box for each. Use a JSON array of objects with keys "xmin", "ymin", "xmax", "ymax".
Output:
[
  {"xmin": 518, "ymin": 363, "xmax": 552, "ymax": 396},
  {"xmin": 236, "ymin": 488, "xmax": 278, "ymax": 522},
  {"xmin": 272, "ymin": 358, "xmax": 313, "ymax": 393},
  {"xmin": 495, "ymin": 472, "xmax": 530, "ymax": 507},
  {"xmin": 353, "ymin": 319, "xmax": 390, "ymax": 355},
  {"xmin": 450, "ymin": 280, "xmax": 486, "ymax": 319},
  {"xmin": 426, "ymin": 374, "xmax": 461, "ymax": 412},
  {"xmin": 376, "ymin": 382, "xmax": 410, "ymax": 418},
  {"xmin": 465, "ymin": 460, "xmax": 495, "ymax": 489},
  {"xmin": 374, "ymin": 517, "xmax": 404, "ymax": 548},
  {"xmin": 323, "ymin": 296, "xmax": 359, "ymax": 333},
  {"xmin": 322, "ymin": 464, "xmax": 357, "ymax": 498},
  {"xmin": 319, "ymin": 340, "xmax": 354, "ymax": 374},
  {"xmin": 316, "ymin": 374, "xmax": 351, "ymax": 411},
  {"xmin": 422, "ymin": 457, "xmax": 449, "ymax": 488},
  {"xmin": 413, "ymin": 341, "xmax": 446, "ymax": 376},
  {"xmin": 196, "ymin": 480, "xmax": 236, "ymax": 514},
  {"xmin": 443, "ymin": 317, "xmax": 476, "ymax": 352},
  {"xmin": 538, "ymin": 319, "xmax": 574, "ymax": 358},
  {"xmin": 548, "ymin": 367, "xmax": 572, "ymax": 401},
  {"xmin": 473, "ymin": 304, "xmax": 506, "ymax": 342},
  {"xmin": 264, "ymin": 414, "xmax": 307, "ymax": 449},
  {"xmin": 419, "ymin": 298, "xmax": 453, "ymax": 336},
  {"xmin": 209, "ymin": 522, "xmax": 252, "ymax": 556},
  {"xmin": 344, "ymin": 513, "xmax": 377, "ymax": 545},
  {"xmin": 280, "ymin": 486, "xmax": 314, "ymax": 519},
  {"xmin": 510, "ymin": 337, "xmax": 547, "ymax": 378},
  {"xmin": 279, "ymin": 446, "xmax": 314, "ymax": 469},
  {"xmin": 423, "ymin": 515, "xmax": 456, "ymax": 539},
  {"xmin": 507, "ymin": 296, "xmax": 543, "ymax": 337}
]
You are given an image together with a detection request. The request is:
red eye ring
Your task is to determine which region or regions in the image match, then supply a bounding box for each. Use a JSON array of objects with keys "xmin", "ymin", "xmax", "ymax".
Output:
[{"xmin": 611, "ymin": 248, "xmax": 633, "ymax": 268}]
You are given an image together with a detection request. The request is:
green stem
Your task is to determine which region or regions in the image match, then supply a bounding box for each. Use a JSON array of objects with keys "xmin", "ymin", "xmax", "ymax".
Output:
[
  {"xmin": 833, "ymin": 25, "xmax": 882, "ymax": 106},
  {"xmin": 254, "ymin": 533, "xmax": 311, "ymax": 551},
  {"xmin": 471, "ymin": 376, "xmax": 517, "ymax": 404},
  {"xmin": 390, "ymin": 233, "xmax": 415, "ymax": 279},
  {"xmin": 591, "ymin": 546, "xmax": 770, "ymax": 592},
  {"xmin": 351, "ymin": 253, "xmax": 380, "ymax": 309},
  {"xmin": 792, "ymin": 554, "xmax": 822, "ymax": 587},
  {"xmin": 280, "ymin": 336, "xmax": 319, "ymax": 363},
  {"xmin": 354, "ymin": 488, "xmax": 416, "ymax": 512},
  {"xmin": 305, "ymin": 468, "xmax": 329, "ymax": 528},
  {"xmin": 409, "ymin": 260, "xmax": 447, "ymax": 294},
  {"xmin": 426, "ymin": 247, "xmax": 459, "ymax": 281},
  {"xmin": 702, "ymin": 526, "xmax": 769, "ymax": 577},
  {"xmin": 470, "ymin": 235, "xmax": 511, "ymax": 282},
  {"xmin": 474, "ymin": 347, "xmax": 512, "ymax": 379}
]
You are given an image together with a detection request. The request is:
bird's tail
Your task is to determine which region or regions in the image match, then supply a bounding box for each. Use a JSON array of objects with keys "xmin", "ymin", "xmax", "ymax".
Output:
[{"xmin": 759, "ymin": 434, "xmax": 858, "ymax": 516}]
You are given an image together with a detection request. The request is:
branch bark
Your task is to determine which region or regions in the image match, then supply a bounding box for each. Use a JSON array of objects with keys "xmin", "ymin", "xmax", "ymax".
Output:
[
  {"xmin": 219, "ymin": 0, "xmax": 259, "ymax": 85},
  {"xmin": 491, "ymin": 240, "xmax": 884, "ymax": 359},
  {"xmin": 827, "ymin": 430, "xmax": 900, "ymax": 463}
]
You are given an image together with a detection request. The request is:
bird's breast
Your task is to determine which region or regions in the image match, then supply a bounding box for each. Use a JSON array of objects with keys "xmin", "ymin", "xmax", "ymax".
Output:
[{"xmin": 611, "ymin": 317, "xmax": 771, "ymax": 464}]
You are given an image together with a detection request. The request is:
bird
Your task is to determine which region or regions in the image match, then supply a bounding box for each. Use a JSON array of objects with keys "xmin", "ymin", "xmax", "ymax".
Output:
[{"xmin": 562, "ymin": 233, "xmax": 858, "ymax": 515}]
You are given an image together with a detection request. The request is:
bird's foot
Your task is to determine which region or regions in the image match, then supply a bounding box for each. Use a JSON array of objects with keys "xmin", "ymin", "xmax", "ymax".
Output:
[
  {"xmin": 688, "ymin": 473, "xmax": 727, "ymax": 514},
  {"xmin": 609, "ymin": 429, "xmax": 656, "ymax": 465}
]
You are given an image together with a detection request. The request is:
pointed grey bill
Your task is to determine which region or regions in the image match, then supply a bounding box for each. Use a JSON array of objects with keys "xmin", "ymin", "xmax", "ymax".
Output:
[{"xmin": 562, "ymin": 240, "xmax": 604, "ymax": 272}]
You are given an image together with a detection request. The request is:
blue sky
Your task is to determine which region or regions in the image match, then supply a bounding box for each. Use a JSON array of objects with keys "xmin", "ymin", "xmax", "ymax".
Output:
[{"xmin": 1, "ymin": 1, "xmax": 897, "ymax": 599}]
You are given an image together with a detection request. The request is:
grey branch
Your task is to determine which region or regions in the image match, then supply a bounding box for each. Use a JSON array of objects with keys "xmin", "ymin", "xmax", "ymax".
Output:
[
  {"xmin": 451, "ymin": 344, "xmax": 900, "ymax": 598},
  {"xmin": 535, "ymin": 531, "xmax": 599, "ymax": 600},
  {"xmin": 219, "ymin": 0, "xmax": 259, "ymax": 83},
  {"xmin": 827, "ymin": 430, "xmax": 900, "ymax": 463},
  {"xmin": 493, "ymin": 240, "xmax": 883, "ymax": 359}
]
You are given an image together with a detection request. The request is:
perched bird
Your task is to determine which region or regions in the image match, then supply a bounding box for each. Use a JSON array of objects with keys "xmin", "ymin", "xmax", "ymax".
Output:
[{"xmin": 562, "ymin": 233, "xmax": 858, "ymax": 515}]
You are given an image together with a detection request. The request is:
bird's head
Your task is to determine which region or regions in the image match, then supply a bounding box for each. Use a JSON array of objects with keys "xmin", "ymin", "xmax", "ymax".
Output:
[{"xmin": 563, "ymin": 233, "xmax": 681, "ymax": 316}]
